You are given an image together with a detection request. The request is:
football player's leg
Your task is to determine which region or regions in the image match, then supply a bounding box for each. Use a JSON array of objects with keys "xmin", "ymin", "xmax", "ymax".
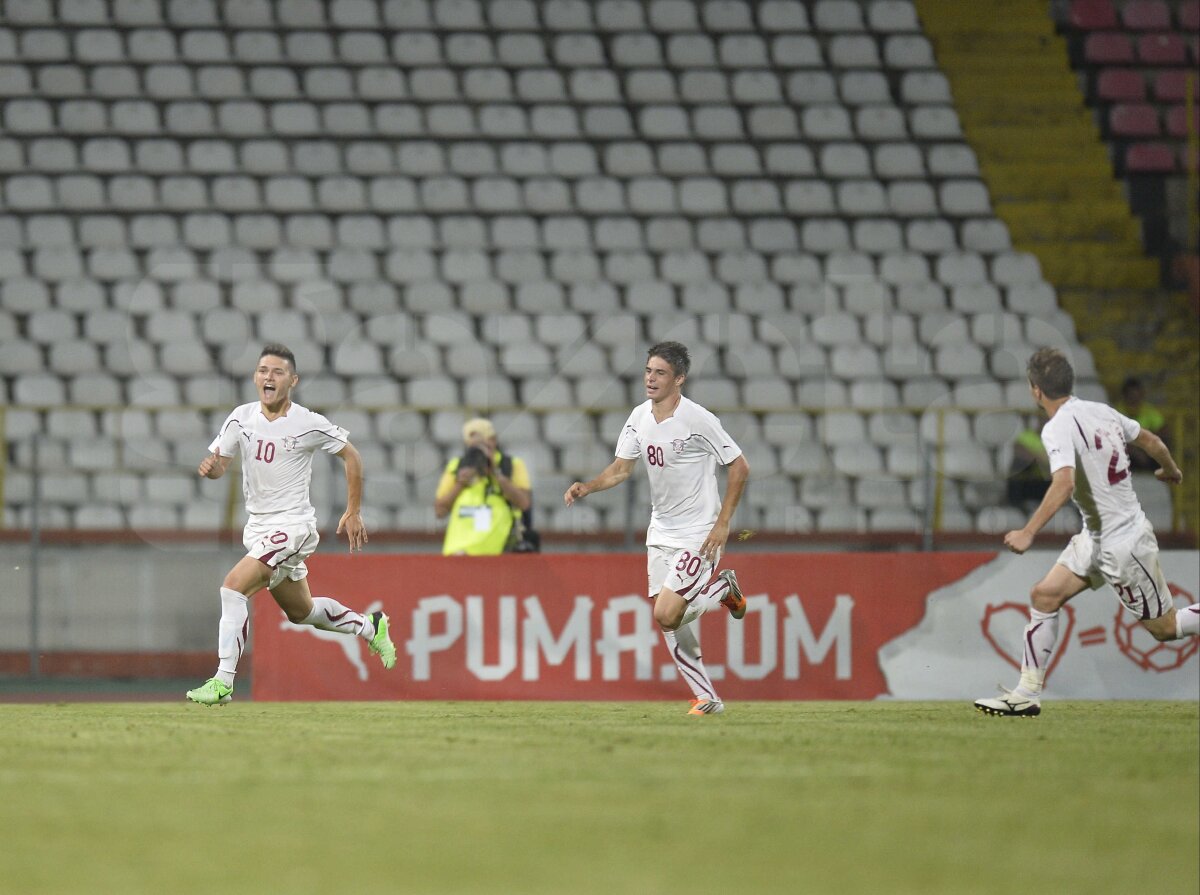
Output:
[
  {"xmin": 273, "ymin": 577, "xmax": 366, "ymax": 635},
  {"xmin": 654, "ymin": 549, "xmax": 719, "ymax": 630},
  {"xmin": 218, "ymin": 557, "xmax": 270, "ymax": 682},
  {"xmin": 1017, "ymin": 562, "xmax": 1090, "ymax": 697},
  {"xmin": 679, "ymin": 567, "xmax": 745, "ymax": 627},
  {"xmin": 662, "ymin": 623, "xmax": 720, "ymax": 705},
  {"xmin": 653, "ymin": 587, "xmax": 688, "ymax": 630},
  {"xmin": 1122, "ymin": 549, "xmax": 1200, "ymax": 641},
  {"xmin": 187, "ymin": 557, "xmax": 268, "ymax": 704},
  {"xmin": 272, "ymin": 577, "xmax": 396, "ymax": 668}
]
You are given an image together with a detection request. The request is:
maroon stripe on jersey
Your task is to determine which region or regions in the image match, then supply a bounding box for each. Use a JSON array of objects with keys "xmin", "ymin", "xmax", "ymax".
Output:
[{"xmin": 256, "ymin": 548, "xmax": 282, "ymax": 566}]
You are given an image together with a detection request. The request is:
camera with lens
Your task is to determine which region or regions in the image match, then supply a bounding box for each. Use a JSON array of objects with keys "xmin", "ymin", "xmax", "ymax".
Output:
[{"xmin": 458, "ymin": 446, "xmax": 491, "ymax": 477}]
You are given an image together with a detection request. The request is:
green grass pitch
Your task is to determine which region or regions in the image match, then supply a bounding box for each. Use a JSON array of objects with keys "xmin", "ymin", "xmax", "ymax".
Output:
[{"xmin": 1, "ymin": 700, "xmax": 1196, "ymax": 895}]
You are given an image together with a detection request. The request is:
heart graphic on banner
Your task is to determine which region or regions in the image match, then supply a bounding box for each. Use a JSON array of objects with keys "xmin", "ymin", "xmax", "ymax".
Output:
[{"xmin": 980, "ymin": 602, "xmax": 1075, "ymax": 680}]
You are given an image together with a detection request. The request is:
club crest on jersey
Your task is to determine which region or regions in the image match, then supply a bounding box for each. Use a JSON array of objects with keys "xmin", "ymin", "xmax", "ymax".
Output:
[
  {"xmin": 283, "ymin": 436, "xmax": 300, "ymax": 452},
  {"xmin": 671, "ymin": 438, "xmax": 686, "ymax": 454}
]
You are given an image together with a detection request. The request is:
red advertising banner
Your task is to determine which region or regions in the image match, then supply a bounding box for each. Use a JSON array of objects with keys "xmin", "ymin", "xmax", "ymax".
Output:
[{"xmin": 252, "ymin": 552, "xmax": 999, "ymax": 701}]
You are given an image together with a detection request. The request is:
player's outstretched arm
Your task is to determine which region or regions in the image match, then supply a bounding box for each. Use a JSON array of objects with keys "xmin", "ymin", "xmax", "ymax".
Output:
[
  {"xmin": 335, "ymin": 442, "xmax": 368, "ymax": 552},
  {"xmin": 701, "ymin": 454, "xmax": 750, "ymax": 561},
  {"xmin": 198, "ymin": 451, "xmax": 232, "ymax": 480},
  {"xmin": 564, "ymin": 457, "xmax": 637, "ymax": 506},
  {"xmin": 1004, "ymin": 466, "xmax": 1074, "ymax": 554},
  {"xmin": 1132, "ymin": 429, "xmax": 1183, "ymax": 484}
]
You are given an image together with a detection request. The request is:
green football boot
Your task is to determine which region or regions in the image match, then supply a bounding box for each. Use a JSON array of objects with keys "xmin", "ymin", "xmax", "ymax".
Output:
[
  {"xmin": 368, "ymin": 611, "xmax": 397, "ymax": 670},
  {"xmin": 186, "ymin": 677, "xmax": 233, "ymax": 706}
]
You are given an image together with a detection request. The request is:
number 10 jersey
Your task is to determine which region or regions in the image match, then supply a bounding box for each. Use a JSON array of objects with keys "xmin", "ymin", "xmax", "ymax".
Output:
[{"xmin": 209, "ymin": 402, "xmax": 349, "ymax": 525}]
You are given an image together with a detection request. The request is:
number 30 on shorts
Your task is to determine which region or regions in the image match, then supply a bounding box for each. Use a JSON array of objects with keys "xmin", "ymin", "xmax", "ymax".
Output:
[{"xmin": 675, "ymin": 551, "xmax": 702, "ymax": 576}]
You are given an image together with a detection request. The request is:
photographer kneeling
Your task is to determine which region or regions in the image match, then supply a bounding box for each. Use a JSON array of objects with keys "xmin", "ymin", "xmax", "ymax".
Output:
[{"xmin": 434, "ymin": 418, "xmax": 536, "ymax": 556}]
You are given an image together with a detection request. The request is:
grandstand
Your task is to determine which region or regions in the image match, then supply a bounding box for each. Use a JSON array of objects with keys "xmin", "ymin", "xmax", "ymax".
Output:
[{"xmin": 0, "ymin": 0, "xmax": 1196, "ymax": 544}]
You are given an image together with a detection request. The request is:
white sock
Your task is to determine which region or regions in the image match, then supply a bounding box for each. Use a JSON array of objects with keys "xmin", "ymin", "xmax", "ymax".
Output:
[
  {"xmin": 302, "ymin": 596, "xmax": 371, "ymax": 640},
  {"xmin": 216, "ymin": 587, "xmax": 249, "ymax": 687},
  {"xmin": 678, "ymin": 572, "xmax": 731, "ymax": 628},
  {"xmin": 662, "ymin": 624, "xmax": 719, "ymax": 702},
  {"xmin": 1016, "ymin": 608, "xmax": 1059, "ymax": 698},
  {"xmin": 1176, "ymin": 604, "xmax": 1199, "ymax": 638}
]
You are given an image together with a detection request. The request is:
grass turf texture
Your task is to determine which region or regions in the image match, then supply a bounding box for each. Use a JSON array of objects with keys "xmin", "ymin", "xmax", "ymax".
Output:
[{"xmin": 1, "ymin": 701, "xmax": 1196, "ymax": 895}]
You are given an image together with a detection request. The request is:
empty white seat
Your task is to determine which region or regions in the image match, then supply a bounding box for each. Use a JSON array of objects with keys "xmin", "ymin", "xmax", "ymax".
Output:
[
  {"xmin": 901, "ymin": 71, "xmax": 952, "ymax": 105},
  {"xmin": 883, "ymin": 34, "xmax": 935, "ymax": 67},
  {"xmin": 940, "ymin": 180, "xmax": 991, "ymax": 216},
  {"xmin": 856, "ymin": 105, "xmax": 907, "ymax": 140},
  {"xmin": 927, "ymin": 144, "xmax": 979, "ymax": 177},
  {"xmin": 869, "ymin": 0, "xmax": 919, "ymax": 31},
  {"xmin": 1006, "ymin": 282, "xmax": 1058, "ymax": 316},
  {"xmin": 841, "ymin": 71, "xmax": 890, "ymax": 105},
  {"xmin": 815, "ymin": 0, "xmax": 863, "ymax": 30},
  {"xmin": 829, "ymin": 35, "xmax": 880, "ymax": 67},
  {"xmin": 911, "ymin": 107, "xmax": 962, "ymax": 139},
  {"xmin": 991, "ymin": 252, "xmax": 1042, "ymax": 286},
  {"xmin": 905, "ymin": 219, "xmax": 956, "ymax": 253},
  {"xmin": 951, "ymin": 283, "xmax": 1004, "ymax": 314},
  {"xmin": 888, "ymin": 181, "xmax": 939, "ymax": 216},
  {"xmin": 875, "ymin": 142, "xmax": 924, "ymax": 177},
  {"xmin": 934, "ymin": 344, "xmax": 987, "ymax": 379},
  {"xmin": 802, "ymin": 105, "xmax": 853, "ymax": 140},
  {"xmin": 936, "ymin": 252, "xmax": 988, "ymax": 286},
  {"xmin": 838, "ymin": 180, "xmax": 888, "ymax": 215}
]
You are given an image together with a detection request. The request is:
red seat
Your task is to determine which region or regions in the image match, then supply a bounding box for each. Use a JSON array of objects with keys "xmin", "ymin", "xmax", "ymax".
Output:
[
  {"xmin": 1068, "ymin": 0, "xmax": 1118, "ymax": 29},
  {"xmin": 1152, "ymin": 69, "xmax": 1192, "ymax": 102},
  {"xmin": 1178, "ymin": 0, "xmax": 1199, "ymax": 29},
  {"xmin": 1165, "ymin": 103, "xmax": 1199, "ymax": 137},
  {"xmin": 1109, "ymin": 103, "xmax": 1161, "ymax": 136},
  {"xmin": 1138, "ymin": 32, "xmax": 1188, "ymax": 64},
  {"xmin": 1125, "ymin": 142, "xmax": 1176, "ymax": 172},
  {"xmin": 1122, "ymin": 0, "xmax": 1170, "ymax": 30},
  {"xmin": 1096, "ymin": 68, "xmax": 1146, "ymax": 101},
  {"xmin": 1084, "ymin": 31, "xmax": 1135, "ymax": 63}
]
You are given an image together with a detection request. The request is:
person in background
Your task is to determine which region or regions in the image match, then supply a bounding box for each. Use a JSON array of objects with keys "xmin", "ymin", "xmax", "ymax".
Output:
[
  {"xmin": 1117, "ymin": 377, "xmax": 1168, "ymax": 471},
  {"xmin": 434, "ymin": 418, "xmax": 533, "ymax": 555},
  {"xmin": 1006, "ymin": 418, "xmax": 1051, "ymax": 510}
]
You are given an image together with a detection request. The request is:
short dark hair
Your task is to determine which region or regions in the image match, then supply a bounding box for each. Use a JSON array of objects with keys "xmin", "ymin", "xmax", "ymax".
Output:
[
  {"xmin": 647, "ymin": 341, "xmax": 690, "ymax": 378},
  {"xmin": 259, "ymin": 343, "xmax": 297, "ymax": 374},
  {"xmin": 1026, "ymin": 348, "xmax": 1074, "ymax": 399}
]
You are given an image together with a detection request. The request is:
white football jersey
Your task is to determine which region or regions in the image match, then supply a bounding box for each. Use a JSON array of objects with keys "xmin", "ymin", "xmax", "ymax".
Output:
[
  {"xmin": 209, "ymin": 402, "xmax": 349, "ymax": 525},
  {"xmin": 1041, "ymin": 396, "xmax": 1145, "ymax": 542},
  {"xmin": 615, "ymin": 396, "xmax": 743, "ymax": 548}
]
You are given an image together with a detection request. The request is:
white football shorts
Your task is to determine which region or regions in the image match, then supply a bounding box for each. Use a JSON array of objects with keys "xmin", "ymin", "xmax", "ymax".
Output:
[
  {"xmin": 243, "ymin": 520, "xmax": 319, "ymax": 590},
  {"xmin": 1057, "ymin": 519, "xmax": 1173, "ymax": 620},
  {"xmin": 647, "ymin": 543, "xmax": 720, "ymax": 602}
]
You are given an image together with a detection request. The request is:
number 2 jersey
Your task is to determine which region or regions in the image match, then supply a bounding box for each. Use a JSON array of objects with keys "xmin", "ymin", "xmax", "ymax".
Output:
[
  {"xmin": 615, "ymin": 396, "xmax": 743, "ymax": 549},
  {"xmin": 209, "ymin": 401, "xmax": 349, "ymax": 525},
  {"xmin": 1041, "ymin": 396, "xmax": 1145, "ymax": 543}
]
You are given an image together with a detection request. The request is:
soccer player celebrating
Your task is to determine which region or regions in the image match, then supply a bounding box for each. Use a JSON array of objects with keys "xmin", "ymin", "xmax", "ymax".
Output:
[
  {"xmin": 976, "ymin": 348, "xmax": 1198, "ymax": 717},
  {"xmin": 186, "ymin": 344, "xmax": 395, "ymax": 705},
  {"xmin": 564, "ymin": 341, "xmax": 750, "ymax": 715}
]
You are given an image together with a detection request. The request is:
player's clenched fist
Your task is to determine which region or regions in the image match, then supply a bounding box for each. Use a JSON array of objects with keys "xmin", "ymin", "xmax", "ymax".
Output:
[
  {"xmin": 563, "ymin": 482, "xmax": 589, "ymax": 506},
  {"xmin": 198, "ymin": 451, "xmax": 223, "ymax": 479}
]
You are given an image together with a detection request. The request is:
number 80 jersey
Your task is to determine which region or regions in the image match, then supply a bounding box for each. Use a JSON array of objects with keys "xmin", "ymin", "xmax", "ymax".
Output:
[
  {"xmin": 1041, "ymin": 396, "xmax": 1145, "ymax": 542},
  {"xmin": 209, "ymin": 402, "xmax": 349, "ymax": 525},
  {"xmin": 615, "ymin": 396, "xmax": 743, "ymax": 549}
]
